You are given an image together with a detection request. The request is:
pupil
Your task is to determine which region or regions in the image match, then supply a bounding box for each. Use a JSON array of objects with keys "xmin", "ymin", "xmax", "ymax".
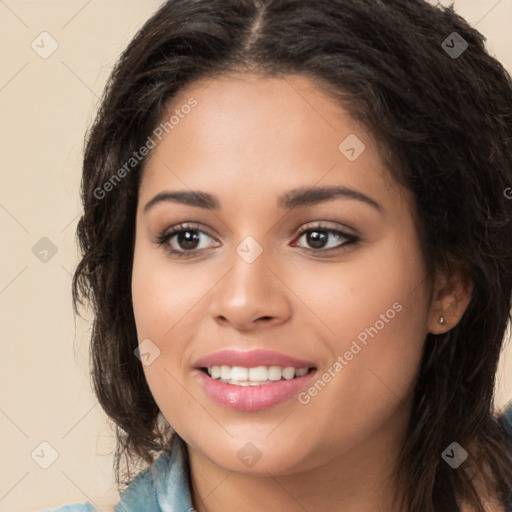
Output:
[
  {"xmin": 308, "ymin": 230, "xmax": 326, "ymax": 249},
  {"xmin": 179, "ymin": 231, "xmax": 199, "ymax": 250}
]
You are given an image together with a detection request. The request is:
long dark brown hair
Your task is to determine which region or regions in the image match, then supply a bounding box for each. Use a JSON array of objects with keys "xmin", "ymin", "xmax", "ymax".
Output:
[{"xmin": 72, "ymin": 0, "xmax": 512, "ymax": 510}]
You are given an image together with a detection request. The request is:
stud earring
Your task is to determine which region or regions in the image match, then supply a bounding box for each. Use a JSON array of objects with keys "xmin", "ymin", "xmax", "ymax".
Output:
[{"xmin": 439, "ymin": 316, "xmax": 446, "ymax": 325}]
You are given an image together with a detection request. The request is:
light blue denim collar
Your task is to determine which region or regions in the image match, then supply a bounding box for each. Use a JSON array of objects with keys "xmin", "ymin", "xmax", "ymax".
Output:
[{"xmin": 114, "ymin": 434, "xmax": 193, "ymax": 512}]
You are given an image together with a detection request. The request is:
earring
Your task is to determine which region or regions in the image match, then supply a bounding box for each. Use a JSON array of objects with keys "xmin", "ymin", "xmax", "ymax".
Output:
[{"xmin": 439, "ymin": 316, "xmax": 446, "ymax": 325}]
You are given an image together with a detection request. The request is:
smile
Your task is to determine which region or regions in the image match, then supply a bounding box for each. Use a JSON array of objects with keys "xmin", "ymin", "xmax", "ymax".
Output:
[
  {"xmin": 203, "ymin": 365, "xmax": 311, "ymax": 385},
  {"xmin": 195, "ymin": 366, "xmax": 317, "ymax": 411}
]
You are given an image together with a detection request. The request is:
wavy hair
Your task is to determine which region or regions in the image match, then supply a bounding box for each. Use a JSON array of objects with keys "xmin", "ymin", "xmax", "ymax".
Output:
[{"xmin": 72, "ymin": 0, "xmax": 512, "ymax": 510}]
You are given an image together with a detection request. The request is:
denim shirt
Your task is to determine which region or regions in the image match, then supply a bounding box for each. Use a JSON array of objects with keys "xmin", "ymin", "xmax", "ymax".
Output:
[
  {"xmin": 41, "ymin": 433, "xmax": 193, "ymax": 512},
  {"xmin": 42, "ymin": 399, "xmax": 512, "ymax": 512}
]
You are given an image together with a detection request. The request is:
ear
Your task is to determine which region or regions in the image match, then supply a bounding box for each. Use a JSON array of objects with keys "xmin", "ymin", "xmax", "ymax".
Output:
[{"xmin": 427, "ymin": 260, "xmax": 473, "ymax": 335}]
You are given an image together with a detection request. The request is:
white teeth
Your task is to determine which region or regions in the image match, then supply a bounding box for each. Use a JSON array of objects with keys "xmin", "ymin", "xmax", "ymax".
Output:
[
  {"xmin": 220, "ymin": 365, "xmax": 231, "ymax": 379},
  {"xmin": 211, "ymin": 366, "xmax": 221, "ymax": 379},
  {"xmin": 295, "ymin": 367, "xmax": 308, "ymax": 377},
  {"xmin": 267, "ymin": 366, "xmax": 282, "ymax": 381},
  {"xmin": 231, "ymin": 367, "xmax": 248, "ymax": 381},
  {"xmin": 249, "ymin": 366, "xmax": 268, "ymax": 381},
  {"xmin": 282, "ymin": 367, "xmax": 295, "ymax": 380},
  {"xmin": 206, "ymin": 365, "xmax": 311, "ymax": 384}
]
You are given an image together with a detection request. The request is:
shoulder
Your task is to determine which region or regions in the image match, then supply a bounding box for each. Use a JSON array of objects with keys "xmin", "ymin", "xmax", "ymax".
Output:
[
  {"xmin": 496, "ymin": 398, "xmax": 512, "ymax": 459},
  {"xmin": 39, "ymin": 439, "xmax": 185, "ymax": 512},
  {"xmin": 39, "ymin": 436, "xmax": 189, "ymax": 512},
  {"xmin": 115, "ymin": 434, "xmax": 193, "ymax": 511},
  {"xmin": 38, "ymin": 453, "xmax": 172, "ymax": 512},
  {"xmin": 40, "ymin": 504, "xmax": 99, "ymax": 512},
  {"xmin": 498, "ymin": 399, "xmax": 512, "ymax": 512},
  {"xmin": 498, "ymin": 398, "xmax": 512, "ymax": 436},
  {"xmin": 458, "ymin": 401, "xmax": 512, "ymax": 512},
  {"xmin": 474, "ymin": 398, "xmax": 512, "ymax": 512}
]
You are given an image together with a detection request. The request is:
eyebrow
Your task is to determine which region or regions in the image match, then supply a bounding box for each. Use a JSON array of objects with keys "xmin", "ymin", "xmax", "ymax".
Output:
[{"xmin": 143, "ymin": 185, "xmax": 383, "ymax": 213}]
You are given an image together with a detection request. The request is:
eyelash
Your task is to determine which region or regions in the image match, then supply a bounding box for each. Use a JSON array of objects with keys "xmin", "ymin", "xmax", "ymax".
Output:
[{"xmin": 153, "ymin": 222, "xmax": 360, "ymax": 257}]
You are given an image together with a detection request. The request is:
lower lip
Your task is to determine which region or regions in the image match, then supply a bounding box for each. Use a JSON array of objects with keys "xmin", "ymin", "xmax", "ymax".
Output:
[{"xmin": 194, "ymin": 369, "xmax": 317, "ymax": 411}]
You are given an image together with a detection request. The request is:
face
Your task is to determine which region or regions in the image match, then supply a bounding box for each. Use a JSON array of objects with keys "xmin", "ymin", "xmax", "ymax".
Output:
[{"xmin": 131, "ymin": 73, "xmax": 435, "ymax": 476}]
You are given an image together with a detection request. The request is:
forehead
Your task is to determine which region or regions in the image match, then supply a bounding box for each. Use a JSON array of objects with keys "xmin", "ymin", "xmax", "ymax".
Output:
[{"xmin": 139, "ymin": 73, "xmax": 409, "ymax": 212}]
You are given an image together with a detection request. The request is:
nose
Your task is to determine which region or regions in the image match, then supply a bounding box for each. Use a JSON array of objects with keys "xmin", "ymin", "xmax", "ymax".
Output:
[{"xmin": 209, "ymin": 244, "xmax": 292, "ymax": 332}]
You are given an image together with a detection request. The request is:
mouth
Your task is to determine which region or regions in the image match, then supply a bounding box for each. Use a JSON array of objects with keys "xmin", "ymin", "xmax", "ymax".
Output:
[
  {"xmin": 195, "ymin": 364, "xmax": 318, "ymax": 411},
  {"xmin": 198, "ymin": 365, "xmax": 317, "ymax": 386},
  {"xmin": 193, "ymin": 349, "xmax": 318, "ymax": 410}
]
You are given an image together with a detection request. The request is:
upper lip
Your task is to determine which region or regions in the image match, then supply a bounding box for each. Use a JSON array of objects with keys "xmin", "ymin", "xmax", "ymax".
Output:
[{"xmin": 194, "ymin": 349, "xmax": 316, "ymax": 369}]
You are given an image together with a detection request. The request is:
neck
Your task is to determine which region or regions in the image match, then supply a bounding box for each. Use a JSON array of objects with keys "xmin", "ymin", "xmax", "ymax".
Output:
[{"xmin": 187, "ymin": 402, "xmax": 410, "ymax": 512}]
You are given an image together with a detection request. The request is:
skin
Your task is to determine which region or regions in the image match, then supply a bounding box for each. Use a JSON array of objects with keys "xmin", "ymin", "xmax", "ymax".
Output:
[{"xmin": 131, "ymin": 73, "xmax": 473, "ymax": 512}]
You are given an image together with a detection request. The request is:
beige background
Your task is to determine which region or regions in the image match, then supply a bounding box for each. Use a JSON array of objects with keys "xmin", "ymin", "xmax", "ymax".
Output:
[{"xmin": 0, "ymin": 1, "xmax": 511, "ymax": 511}]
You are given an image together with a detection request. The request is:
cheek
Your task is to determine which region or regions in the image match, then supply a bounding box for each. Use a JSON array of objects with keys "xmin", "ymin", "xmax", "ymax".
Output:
[
  {"xmin": 292, "ymin": 232, "xmax": 428, "ymax": 344},
  {"xmin": 290, "ymin": 233, "xmax": 429, "ymax": 400},
  {"xmin": 131, "ymin": 252, "xmax": 203, "ymax": 423},
  {"xmin": 340, "ymin": 286, "xmax": 427, "ymax": 394},
  {"xmin": 130, "ymin": 244, "xmax": 218, "ymax": 409},
  {"xmin": 131, "ymin": 241, "xmax": 208, "ymax": 340}
]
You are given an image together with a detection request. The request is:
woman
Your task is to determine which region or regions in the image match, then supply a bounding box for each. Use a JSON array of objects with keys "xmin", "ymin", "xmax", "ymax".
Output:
[{"xmin": 45, "ymin": 0, "xmax": 512, "ymax": 510}]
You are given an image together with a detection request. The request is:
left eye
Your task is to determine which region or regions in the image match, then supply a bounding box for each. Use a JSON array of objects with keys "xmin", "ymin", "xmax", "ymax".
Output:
[
  {"xmin": 153, "ymin": 222, "xmax": 359, "ymax": 256},
  {"xmin": 153, "ymin": 223, "xmax": 217, "ymax": 256},
  {"xmin": 293, "ymin": 225, "xmax": 358, "ymax": 252}
]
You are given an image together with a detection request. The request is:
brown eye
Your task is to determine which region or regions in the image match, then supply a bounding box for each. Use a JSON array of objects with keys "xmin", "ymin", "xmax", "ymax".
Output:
[
  {"xmin": 172, "ymin": 230, "xmax": 202, "ymax": 251},
  {"xmin": 153, "ymin": 223, "xmax": 218, "ymax": 256},
  {"xmin": 293, "ymin": 224, "xmax": 359, "ymax": 253}
]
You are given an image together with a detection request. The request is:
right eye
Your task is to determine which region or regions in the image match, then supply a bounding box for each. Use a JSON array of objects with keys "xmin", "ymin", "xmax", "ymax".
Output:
[{"xmin": 153, "ymin": 223, "xmax": 219, "ymax": 257}]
